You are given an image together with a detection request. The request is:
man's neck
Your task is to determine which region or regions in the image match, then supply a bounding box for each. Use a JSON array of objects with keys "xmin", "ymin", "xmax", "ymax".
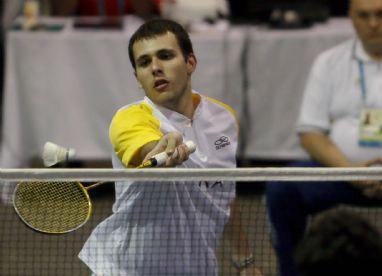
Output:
[
  {"xmin": 174, "ymin": 92, "xmax": 195, "ymax": 119},
  {"xmin": 162, "ymin": 89, "xmax": 195, "ymax": 119},
  {"xmin": 368, "ymin": 51, "xmax": 382, "ymax": 61},
  {"xmin": 363, "ymin": 44, "xmax": 382, "ymax": 61}
]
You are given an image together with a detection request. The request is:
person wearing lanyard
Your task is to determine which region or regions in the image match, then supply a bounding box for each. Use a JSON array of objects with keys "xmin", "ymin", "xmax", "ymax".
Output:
[
  {"xmin": 266, "ymin": 0, "xmax": 382, "ymax": 276},
  {"xmin": 50, "ymin": 0, "xmax": 160, "ymax": 17}
]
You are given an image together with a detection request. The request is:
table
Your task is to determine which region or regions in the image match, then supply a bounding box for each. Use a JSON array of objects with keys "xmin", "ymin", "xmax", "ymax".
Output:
[{"xmin": 0, "ymin": 17, "xmax": 245, "ymax": 168}]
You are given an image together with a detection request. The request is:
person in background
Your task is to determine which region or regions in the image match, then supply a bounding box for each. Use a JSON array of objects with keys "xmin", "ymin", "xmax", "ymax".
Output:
[
  {"xmin": 49, "ymin": 0, "xmax": 160, "ymax": 18},
  {"xmin": 266, "ymin": 0, "xmax": 382, "ymax": 275},
  {"xmin": 295, "ymin": 208, "xmax": 382, "ymax": 276}
]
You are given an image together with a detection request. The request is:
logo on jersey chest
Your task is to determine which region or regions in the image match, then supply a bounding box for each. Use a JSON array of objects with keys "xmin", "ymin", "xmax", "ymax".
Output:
[{"xmin": 214, "ymin": 136, "xmax": 230, "ymax": 150}]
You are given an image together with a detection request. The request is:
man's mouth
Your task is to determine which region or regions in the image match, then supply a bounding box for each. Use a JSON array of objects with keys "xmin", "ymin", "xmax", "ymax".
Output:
[{"xmin": 154, "ymin": 79, "xmax": 169, "ymax": 91}]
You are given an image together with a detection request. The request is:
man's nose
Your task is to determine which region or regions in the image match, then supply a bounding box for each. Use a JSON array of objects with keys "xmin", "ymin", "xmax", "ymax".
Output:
[
  {"xmin": 368, "ymin": 14, "xmax": 380, "ymax": 29},
  {"xmin": 151, "ymin": 57, "xmax": 163, "ymax": 75}
]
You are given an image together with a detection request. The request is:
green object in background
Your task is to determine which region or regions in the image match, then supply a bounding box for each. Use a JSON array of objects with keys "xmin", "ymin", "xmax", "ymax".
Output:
[{"xmin": 11, "ymin": 23, "xmax": 64, "ymax": 32}]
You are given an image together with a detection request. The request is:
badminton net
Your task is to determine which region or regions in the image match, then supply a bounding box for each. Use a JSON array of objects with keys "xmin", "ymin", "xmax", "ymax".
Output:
[{"xmin": 2, "ymin": 167, "xmax": 382, "ymax": 275}]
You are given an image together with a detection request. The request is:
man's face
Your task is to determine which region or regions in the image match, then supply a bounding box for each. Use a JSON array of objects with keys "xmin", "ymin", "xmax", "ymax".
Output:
[
  {"xmin": 350, "ymin": 0, "xmax": 382, "ymax": 57},
  {"xmin": 132, "ymin": 32, "xmax": 196, "ymax": 109}
]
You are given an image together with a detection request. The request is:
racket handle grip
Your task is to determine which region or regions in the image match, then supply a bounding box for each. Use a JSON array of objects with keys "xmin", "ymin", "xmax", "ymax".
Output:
[{"xmin": 147, "ymin": 140, "xmax": 196, "ymax": 167}]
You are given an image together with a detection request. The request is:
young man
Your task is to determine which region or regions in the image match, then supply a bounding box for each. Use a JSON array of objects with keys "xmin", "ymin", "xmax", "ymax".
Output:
[
  {"xmin": 79, "ymin": 19, "xmax": 254, "ymax": 275},
  {"xmin": 266, "ymin": 0, "xmax": 382, "ymax": 275}
]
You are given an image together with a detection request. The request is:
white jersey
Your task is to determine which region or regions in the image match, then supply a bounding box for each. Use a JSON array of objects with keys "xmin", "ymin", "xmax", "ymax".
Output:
[{"xmin": 79, "ymin": 92, "xmax": 238, "ymax": 275}]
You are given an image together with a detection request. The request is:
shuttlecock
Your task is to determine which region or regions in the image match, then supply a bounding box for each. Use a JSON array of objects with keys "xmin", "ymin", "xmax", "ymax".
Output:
[{"xmin": 42, "ymin": 142, "xmax": 76, "ymax": 167}]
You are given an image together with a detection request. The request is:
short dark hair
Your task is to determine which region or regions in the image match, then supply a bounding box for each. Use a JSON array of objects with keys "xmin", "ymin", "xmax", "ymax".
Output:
[
  {"xmin": 295, "ymin": 208, "xmax": 382, "ymax": 276},
  {"xmin": 128, "ymin": 19, "xmax": 194, "ymax": 70}
]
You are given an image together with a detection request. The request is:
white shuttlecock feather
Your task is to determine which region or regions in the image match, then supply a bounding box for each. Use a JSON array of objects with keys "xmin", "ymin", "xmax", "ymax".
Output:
[{"xmin": 42, "ymin": 142, "xmax": 76, "ymax": 167}]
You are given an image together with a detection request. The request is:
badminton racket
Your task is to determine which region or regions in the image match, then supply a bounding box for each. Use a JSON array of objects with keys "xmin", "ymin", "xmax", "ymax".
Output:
[{"xmin": 13, "ymin": 141, "xmax": 196, "ymax": 234}]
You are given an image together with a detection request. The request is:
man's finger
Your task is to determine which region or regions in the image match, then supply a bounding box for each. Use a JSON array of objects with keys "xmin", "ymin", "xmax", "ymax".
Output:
[
  {"xmin": 165, "ymin": 133, "xmax": 182, "ymax": 155},
  {"xmin": 174, "ymin": 144, "xmax": 188, "ymax": 160}
]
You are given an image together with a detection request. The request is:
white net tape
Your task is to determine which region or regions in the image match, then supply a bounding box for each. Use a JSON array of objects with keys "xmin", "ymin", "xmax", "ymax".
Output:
[{"xmin": 1, "ymin": 167, "xmax": 382, "ymax": 182}]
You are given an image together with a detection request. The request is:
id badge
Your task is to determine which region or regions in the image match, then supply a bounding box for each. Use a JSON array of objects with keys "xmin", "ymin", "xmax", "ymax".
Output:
[{"xmin": 359, "ymin": 109, "xmax": 382, "ymax": 147}]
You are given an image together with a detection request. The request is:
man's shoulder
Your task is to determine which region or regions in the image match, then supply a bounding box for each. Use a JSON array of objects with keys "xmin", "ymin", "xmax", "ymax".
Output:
[
  {"xmin": 314, "ymin": 39, "xmax": 354, "ymax": 67},
  {"xmin": 110, "ymin": 99, "xmax": 158, "ymax": 129},
  {"xmin": 114, "ymin": 100, "xmax": 153, "ymax": 118},
  {"xmin": 202, "ymin": 95, "xmax": 236, "ymax": 118},
  {"xmin": 199, "ymin": 94, "xmax": 239, "ymax": 131}
]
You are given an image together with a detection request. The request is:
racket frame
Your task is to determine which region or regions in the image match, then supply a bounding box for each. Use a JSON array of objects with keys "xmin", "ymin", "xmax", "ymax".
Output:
[{"xmin": 13, "ymin": 181, "xmax": 93, "ymax": 234}]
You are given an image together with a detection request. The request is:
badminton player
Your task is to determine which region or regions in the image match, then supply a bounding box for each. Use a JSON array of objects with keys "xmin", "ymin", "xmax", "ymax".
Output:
[{"xmin": 79, "ymin": 19, "xmax": 254, "ymax": 275}]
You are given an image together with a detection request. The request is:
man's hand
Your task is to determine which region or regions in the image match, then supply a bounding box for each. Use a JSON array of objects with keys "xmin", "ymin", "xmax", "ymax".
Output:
[
  {"xmin": 143, "ymin": 132, "xmax": 192, "ymax": 167},
  {"xmin": 350, "ymin": 158, "xmax": 382, "ymax": 199},
  {"xmin": 362, "ymin": 183, "xmax": 382, "ymax": 199}
]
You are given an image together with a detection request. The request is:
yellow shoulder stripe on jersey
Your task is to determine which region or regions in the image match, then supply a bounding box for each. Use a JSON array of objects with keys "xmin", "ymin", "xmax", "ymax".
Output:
[
  {"xmin": 204, "ymin": 95, "xmax": 239, "ymax": 130},
  {"xmin": 110, "ymin": 102, "xmax": 163, "ymax": 167}
]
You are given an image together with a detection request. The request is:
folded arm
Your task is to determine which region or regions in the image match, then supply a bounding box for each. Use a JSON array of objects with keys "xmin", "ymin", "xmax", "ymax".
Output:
[{"xmin": 300, "ymin": 131, "xmax": 382, "ymax": 198}]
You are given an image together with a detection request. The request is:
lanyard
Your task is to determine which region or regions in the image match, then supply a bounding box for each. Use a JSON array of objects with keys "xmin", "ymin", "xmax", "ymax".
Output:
[
  {"xmin": 96, "ymin": 0, "xmax": 125, "ymax": 16},
  {"xmin": 352, "ymin": 39, "xmax": 368, "ymax": 105},
  {"xmin": 357, "ymin": 59, "xmax": 367, "ymax": 104}
]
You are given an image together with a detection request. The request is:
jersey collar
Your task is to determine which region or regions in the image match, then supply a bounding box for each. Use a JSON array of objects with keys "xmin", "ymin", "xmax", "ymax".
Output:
[{"xmin": 144, "ymin": 91, "xmax": 203, "ymax": 122}]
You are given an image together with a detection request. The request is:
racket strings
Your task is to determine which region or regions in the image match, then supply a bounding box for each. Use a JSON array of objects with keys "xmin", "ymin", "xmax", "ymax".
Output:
[{"xmin": 14, "ymin": 181, "xmax": 91, "ymax": 233}]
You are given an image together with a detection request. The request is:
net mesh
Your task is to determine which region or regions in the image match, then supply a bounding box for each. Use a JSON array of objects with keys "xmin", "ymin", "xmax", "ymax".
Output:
[{"xmin": 2, "ymin": 176, "xmax": 382, "ymax": 275}]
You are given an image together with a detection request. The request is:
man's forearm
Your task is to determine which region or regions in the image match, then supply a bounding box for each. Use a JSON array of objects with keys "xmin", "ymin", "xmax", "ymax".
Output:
[{"xmin": 299, "ymin": 132, "xmax": 353, "ymax": 167}]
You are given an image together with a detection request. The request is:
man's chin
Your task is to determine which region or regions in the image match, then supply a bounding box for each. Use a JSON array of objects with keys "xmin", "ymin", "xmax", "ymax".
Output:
[{"xmin": 150, "ymin": 92, "xmax": 176, "ymax": 104}]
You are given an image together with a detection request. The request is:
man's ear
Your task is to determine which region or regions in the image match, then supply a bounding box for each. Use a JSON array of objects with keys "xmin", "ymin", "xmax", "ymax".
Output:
[{"xmin": 186, "ymin": 53, "xmax": 197, "ymax": 75}]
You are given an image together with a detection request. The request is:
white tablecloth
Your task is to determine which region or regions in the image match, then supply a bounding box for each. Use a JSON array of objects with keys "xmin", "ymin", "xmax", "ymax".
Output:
[
  {"xmin": 0, "ymin": 16, "xmax": 245, "ymax": 168},
  {"xmin": 242, "ymin": 19, "xmax": 354, "ymax": 160}
]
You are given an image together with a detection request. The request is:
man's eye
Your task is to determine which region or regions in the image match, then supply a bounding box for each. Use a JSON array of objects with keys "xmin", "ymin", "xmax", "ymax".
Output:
[
  {"xmin": 138, "ymin": 59, "xmax": 150, "ymax": 67},
  {"xmin": 357, "ymin": 12, "xmax": 369, "ymax": 20},
  {"xmin": 159, "ymin": 52, "xmax": 173, "ymax": 60}
]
